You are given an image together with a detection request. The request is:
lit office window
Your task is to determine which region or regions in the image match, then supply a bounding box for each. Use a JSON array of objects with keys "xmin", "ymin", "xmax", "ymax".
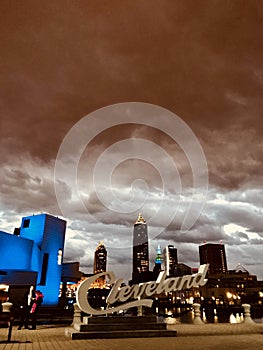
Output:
[{"xmin": 57, "ymin": 249, "xmax": 63, "ymax": 265}]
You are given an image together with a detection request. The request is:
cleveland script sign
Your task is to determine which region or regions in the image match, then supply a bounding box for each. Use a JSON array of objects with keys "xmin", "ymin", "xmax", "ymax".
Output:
[{"xmin": 76, "ymin": 264, "xmax": 209, "ymax": 315}]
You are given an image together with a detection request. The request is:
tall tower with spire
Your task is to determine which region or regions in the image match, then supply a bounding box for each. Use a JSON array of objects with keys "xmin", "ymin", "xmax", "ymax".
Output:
[
  {"xmin": 132, "ymin": 213, "xmax": 149, "ymax": 282},
  {"xmin": 153, "ymin": 245, "xmax": 162, "ymax": 278}
]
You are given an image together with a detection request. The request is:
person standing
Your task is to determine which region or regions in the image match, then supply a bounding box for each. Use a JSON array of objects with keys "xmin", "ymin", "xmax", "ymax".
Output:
[
  {"xmin": 29, "ymin": 290, "xmax": 44, "ymax": 330},
  {"xmin": 18, "ymin": 285, "xmax": 34, "ymax": 330}
]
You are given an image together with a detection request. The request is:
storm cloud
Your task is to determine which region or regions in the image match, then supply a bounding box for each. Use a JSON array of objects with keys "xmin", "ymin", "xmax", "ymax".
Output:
[{"xmin": 0, "ymin": 1, "xmax": 262, "ymax": 280}]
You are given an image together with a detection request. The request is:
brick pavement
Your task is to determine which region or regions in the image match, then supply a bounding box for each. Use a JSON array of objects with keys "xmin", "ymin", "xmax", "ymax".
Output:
[{"xmin": 0, "ymin": 323, "xmax": 262, "ymax": 350}]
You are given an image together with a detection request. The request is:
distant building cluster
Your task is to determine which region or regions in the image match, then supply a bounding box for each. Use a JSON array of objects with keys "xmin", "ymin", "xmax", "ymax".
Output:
[
  {"xmin": 131, "ymin": 214, "xmax": 262, "ymax": 307},
  {"xmin": 88, "ymin": 212, "xmax": 263, "ymax": 311},
  {"xmin": 131, "ymin": 213, "xmax": 192, "ymax": 284}
]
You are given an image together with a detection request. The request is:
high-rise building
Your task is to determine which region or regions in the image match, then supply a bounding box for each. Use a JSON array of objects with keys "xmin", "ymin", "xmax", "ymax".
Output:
[
  {"xmin": 132, "ymin": 213, "xmax": 149, "ymax": 282},
  {"xmin": 163, "ymin": 245, "xmax": 178, "ymax": 277},
  {"xmin": 94, "ymin": 241, "xmax": 107, "ymax": 274},
  {"xmin": 0, "ymin": 213, "xmax": 67, "ymax": 305},
  {"xmin": 153, "ymin": 245, "xmax": 162, "ymax": 278},
  {"xmin": 93, "ymin": 241, "xmax": 107, "ymax": 288},
  {"xmin": 199, "ymin": 243, "xmax": 228, "ymax": 274}
]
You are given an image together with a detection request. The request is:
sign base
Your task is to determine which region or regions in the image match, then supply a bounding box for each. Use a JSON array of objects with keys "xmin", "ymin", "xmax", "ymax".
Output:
[{"xmin": 65, "ymin": 315, "xmax": 177, "ymax": 339}]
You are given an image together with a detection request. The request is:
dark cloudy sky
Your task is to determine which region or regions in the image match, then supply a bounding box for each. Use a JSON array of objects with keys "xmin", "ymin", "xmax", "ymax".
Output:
[{"xmin": 1, "ymin": 1, "xmax": 262, "ymax": 280}]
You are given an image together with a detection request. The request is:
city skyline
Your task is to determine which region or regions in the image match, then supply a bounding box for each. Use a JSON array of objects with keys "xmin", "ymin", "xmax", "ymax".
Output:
[
  {"xmin": 1, "ymin": 210, "xmax": 262, "ymax": 282},
  {"xmin": 0, "ymin": 2, "xmax": 262, "ymax": 280}
]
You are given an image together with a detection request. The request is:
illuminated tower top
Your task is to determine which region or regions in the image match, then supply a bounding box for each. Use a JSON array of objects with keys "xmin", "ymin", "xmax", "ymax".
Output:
[
  {"xmin": 135, "ymin": 213, "xmax": 146, "ymax": 225},
  {"xmin": 155, "ymin": 245, "xmax": 162, "ymax": 264},
  {"xmin": 153, "ymin": 244, "xmax": 162, "ymax": 278}
]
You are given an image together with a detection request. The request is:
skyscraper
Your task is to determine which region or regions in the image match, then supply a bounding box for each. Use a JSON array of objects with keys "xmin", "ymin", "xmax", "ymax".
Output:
[
  {"xmin": 93, "ymin": 241, "xmax": 107, "ymax": 288},
  {"xmin": 199, "ymin": 243, "xmax": 228, "ymax": 274},
  {"xmin": 132, "ymin": 213, "xmax": 149, "ymax": 282},
  {"xmin": 153, "ymin": 245, "xmax": 162, "ymax": 278},
  {"xmin": 163, "ymin": 245, "xmax": 178, "ymax": 277},
  {"xmin": 94, "ymin": 241, "xmax": 107, "ymax": 274}
]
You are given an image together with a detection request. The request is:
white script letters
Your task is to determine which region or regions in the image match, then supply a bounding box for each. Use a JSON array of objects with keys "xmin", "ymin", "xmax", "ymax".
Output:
[{"xmin": 76, "ymin": 264, "xmax": 209, "ymax": 315}]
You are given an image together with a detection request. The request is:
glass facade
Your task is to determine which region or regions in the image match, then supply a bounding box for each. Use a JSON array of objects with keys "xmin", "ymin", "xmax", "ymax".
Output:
[
  {"xmin": 0, "ymin": 213, "xmax": 66, "ymax": 306},
  {"xmin": 93, "ymin": 242, "xmax": 107, "ymax": 288},
  {"xmin": 163, "ymin": 245, "xmax": 178, "ymax": 277},
  {"xmin": 199, "ymin": 243, "xmax": 228, "ymax": 274}
]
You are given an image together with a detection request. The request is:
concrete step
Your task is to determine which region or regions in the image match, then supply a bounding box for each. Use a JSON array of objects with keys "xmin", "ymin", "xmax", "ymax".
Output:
[
  {"xmin": 74, "ymin": 322, "xmax": 166, "ymax": 332},
  {"xmin": 83, "ymin": 315, "xmax": 157, "ymax": 324},
  {"xmin": 65, "ymin": 328, "xmax": 177, "ymax": 339}
]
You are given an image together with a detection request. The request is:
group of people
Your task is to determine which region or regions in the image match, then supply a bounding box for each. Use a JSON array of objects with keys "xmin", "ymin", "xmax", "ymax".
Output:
[{"xmin": 18, "ymin": 286, "xmax": 44, "ymax": 330}]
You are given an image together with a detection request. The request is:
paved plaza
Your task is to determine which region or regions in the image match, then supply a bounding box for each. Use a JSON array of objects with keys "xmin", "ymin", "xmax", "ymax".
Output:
[{"xmin": 0, "ymin": 323, "xmax": 262, "ymax": 350}]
